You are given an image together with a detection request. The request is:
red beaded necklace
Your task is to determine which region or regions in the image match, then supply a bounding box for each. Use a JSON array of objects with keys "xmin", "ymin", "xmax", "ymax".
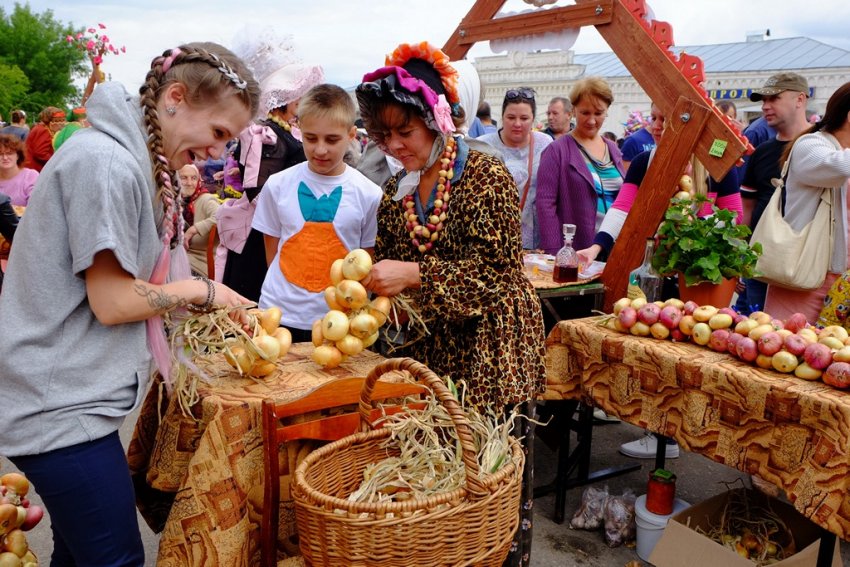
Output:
[{"xmin": 402, "ymin": 137, "xmax": 456, "ymax": 253}]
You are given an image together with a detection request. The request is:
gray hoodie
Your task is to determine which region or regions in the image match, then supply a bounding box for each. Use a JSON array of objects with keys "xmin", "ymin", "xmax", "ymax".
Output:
[{"xmin": 0, "ymin": 82, "xmax": 162, "ymax": 456}]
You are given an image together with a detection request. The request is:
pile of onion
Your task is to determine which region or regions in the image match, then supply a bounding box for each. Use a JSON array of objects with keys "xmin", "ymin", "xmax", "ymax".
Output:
[
  {"xmin": 0, "ymin": 472, "xmax": 44, "ymax": 566},
  {"xmin": 311, "ymin": 249, "xmax": 391, "ymax": 368},
  {"xmin": 223, "ymin": 306, "xmax": 292, "ymax": 378}
]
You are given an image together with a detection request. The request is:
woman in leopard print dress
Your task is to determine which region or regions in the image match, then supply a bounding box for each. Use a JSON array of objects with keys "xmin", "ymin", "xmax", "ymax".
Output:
[{"xmin": 357, "ymin": 42, "xmax": 545, "ymax": 567}]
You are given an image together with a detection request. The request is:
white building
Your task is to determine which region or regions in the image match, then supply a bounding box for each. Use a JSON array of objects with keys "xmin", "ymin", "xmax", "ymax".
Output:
[{"xmin": 473, "ymin": 34, "xmax": 850, "ymax": 135}]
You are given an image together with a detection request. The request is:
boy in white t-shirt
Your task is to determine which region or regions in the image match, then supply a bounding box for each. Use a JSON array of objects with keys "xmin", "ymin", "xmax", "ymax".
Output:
[{"xmin": 253, "ymin": 84, "xmax": 383, "ymax": 341}]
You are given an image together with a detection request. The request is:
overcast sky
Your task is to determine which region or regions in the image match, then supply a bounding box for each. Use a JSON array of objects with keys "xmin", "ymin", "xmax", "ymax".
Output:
[{"xmin": 12, "ymin": 0, "xmax": 850, "ymax": 91}]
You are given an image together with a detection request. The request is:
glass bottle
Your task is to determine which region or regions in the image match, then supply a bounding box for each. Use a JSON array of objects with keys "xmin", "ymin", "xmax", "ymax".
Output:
[
  {"xmin": 553, "ymin": 224, "xmax": 578, "ymax": 284},
  {"xmin": 627, "ymin": 237, "xmax": 663, "ymax": 301}
]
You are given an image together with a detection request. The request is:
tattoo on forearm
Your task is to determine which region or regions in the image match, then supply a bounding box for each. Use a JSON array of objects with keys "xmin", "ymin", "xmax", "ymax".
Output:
[{"xmin": 133, "ymin": 283, "xmax": 189, "ymax": 313}]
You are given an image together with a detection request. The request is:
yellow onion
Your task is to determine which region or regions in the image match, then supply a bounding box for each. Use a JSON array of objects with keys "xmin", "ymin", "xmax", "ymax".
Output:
[
  {"xmin": 3, "ymin": 529, "xmax": 27, "ymax": 558},
  {"xmin": 336, "ymin": 334, "xmax": 364, "ymax": 356},
  {"xmin": 311, "ymin": 320, "xmax": 324, "ymax": 347},
  {"xmin": 258, "ymin": 306, "xmax": 282, "ymax": 335},
  {"xmin": 341, "ymin": 248, "xmax": 373, "ymax": 281},
  {"xmin": 0, "ymin": 474, "xmax": 29, "ymax": 497},
  {"xmin": 329, "ymin": 258, "xmax": 345, "ymax": 285},
  {"xmin": 349, "ymin": 312, "xmax": 379, "ymax": 339},
  {"xmin": 272, "ymin": 327, "xmax": 292, "ymax": 357},
  {"xmin": 336, "ymin": 280, "xmax": 369, "ymax": 310},
  {"xmin": 312, "ymin": 345, "xmax": 343, "ymax": 368},
  {"xmin": 362, "ymin": 331, "xmax": 380, "ymax": 349},
  {"xmin": 0, "ymin": 552, "xmax": 22, "ymax": 567},
  {"xmin": 367, "ymin": 296, "xmax": 391, "ymax": 326},
  {"xmin": 249, "ymin": 360, "xmax": 277, "ymax": 377},
  {"xmin": 322, "ymin": 310, "xmax": 350, "ymax": 341},
  {"xmin": 324, "ymin": 286, "xmax": 344, "ymax": 310},
  {"xmin": 252, "ymin": 334, "xmax": 281, "ymax": 361},
  {"xmin": 224, "ymin": 346, "xmax": 254, "ymax": 374}
]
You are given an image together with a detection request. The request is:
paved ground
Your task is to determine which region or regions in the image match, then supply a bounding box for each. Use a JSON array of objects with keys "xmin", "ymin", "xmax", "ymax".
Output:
[{"xmin": 5, "ymin": 404, "xmax": 850, "ymax": 566}]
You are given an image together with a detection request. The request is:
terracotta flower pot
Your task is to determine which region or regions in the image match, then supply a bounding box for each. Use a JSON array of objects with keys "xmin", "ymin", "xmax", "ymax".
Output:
[{"xmin": 677, "ymin": 274, "xmax": 737, "ymax": 307}]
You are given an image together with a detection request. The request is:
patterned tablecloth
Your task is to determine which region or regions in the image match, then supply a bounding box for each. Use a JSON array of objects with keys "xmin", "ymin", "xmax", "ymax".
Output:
[
  {"xmin": 127, "ymin": 343, "xmax": 394, "ymax": 567},
  {"xmin": 546, "ymin": 317, "xmax": 850, "ymax": 541}
]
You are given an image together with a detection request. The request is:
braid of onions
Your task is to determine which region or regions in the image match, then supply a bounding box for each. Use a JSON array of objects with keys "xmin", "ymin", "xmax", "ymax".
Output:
[{"xmin": 311, "ymin": 249, "xmax": 429, "ymax": 368}]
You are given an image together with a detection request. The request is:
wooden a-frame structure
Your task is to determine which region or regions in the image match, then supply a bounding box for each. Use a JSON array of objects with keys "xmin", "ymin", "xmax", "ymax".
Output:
[{"xmin": 442, "ymin": 0, "xmax": 752, "ymax": 311}]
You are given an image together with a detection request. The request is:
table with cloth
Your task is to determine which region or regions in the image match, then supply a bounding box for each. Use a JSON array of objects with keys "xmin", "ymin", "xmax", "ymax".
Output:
[
  {"xmin": 128, "ymin": 343, "xmax": 398, "ymax": 567},
  {"xmin": 545, "ymin": 316, "xmax": 850, "ymax": 543}
]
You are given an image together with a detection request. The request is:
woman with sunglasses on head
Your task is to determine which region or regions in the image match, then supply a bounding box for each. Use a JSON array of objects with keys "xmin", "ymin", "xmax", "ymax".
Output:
[
  {"xmin": 0, "ymin": 43, "xmax": 259, "ymax": 565},
  {"xmin": 537, "ymin": 77, "xmax": 625, "ymax": 255},
  {"xmin": 357, "ymin": 42, "xmax": 545, "ymax": 567},
  {"xmin": 477, "ymin": 87, "xmax": 552, "ymax": 250}
]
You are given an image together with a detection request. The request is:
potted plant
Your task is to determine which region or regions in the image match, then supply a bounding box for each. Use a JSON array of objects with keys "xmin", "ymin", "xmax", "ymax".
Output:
[{"xmin": 651, "ymin": 196, "xmax": 762, "ymax": 306}]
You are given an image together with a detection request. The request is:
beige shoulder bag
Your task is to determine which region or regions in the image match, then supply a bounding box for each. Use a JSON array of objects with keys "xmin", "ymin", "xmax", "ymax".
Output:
[{"xmin": 751, "ymin": 148, "xmax": 834, "ymax": 290}]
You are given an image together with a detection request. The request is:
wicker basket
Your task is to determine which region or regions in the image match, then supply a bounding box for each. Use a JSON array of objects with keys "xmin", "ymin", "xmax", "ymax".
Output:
[{"xmin": 292, "ymin": 357, "xmax": 525, "ymax": 567}]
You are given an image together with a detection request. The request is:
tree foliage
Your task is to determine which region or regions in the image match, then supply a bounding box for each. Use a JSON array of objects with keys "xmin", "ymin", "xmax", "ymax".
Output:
[{"xmin": 0, "ymin": 3, "xmax": 87, "ymax": 119}]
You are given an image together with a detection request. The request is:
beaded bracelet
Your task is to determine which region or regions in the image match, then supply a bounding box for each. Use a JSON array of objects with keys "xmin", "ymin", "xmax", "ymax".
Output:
[{"xmin": 188, "ymin": 276, "xmax": 215, "ymax": 313}]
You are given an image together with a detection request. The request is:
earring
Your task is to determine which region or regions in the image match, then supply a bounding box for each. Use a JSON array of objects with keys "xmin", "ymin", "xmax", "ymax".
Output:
[{"xmin": 166, "ymin": 106, "xmax": 176, "ymax": 116}]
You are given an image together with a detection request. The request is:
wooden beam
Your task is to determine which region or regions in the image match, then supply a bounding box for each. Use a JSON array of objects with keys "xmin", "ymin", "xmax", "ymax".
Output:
[
  {"xmin": 584, "ymin": 0, "xmax": 747, "ymax": 180},
  {"xmin": 443, "ymin": 0, "xmax": 506, "ymax": 60},
  {"xmin": 601, "ymin": 96, "xmax": 711, "ymax": 312},
  {"xmin": 456, "ymin": 1, "xmax": 613, "ymax": 45}
]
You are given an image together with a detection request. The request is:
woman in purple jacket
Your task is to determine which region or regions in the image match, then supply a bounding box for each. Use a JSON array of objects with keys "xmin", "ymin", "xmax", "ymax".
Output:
[{"xmin": 536, "ymin": 77, "xmax": 625, "ymax": 255}]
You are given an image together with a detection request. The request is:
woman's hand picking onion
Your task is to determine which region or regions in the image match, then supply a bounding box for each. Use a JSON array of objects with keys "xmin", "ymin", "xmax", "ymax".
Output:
[{"xmin": 362, "ymin": 260, "xmax": 420, "ymax": 297}]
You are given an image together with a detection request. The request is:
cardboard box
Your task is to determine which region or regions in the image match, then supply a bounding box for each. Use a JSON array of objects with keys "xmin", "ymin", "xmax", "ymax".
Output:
[{"xmin": 650, "ymin": 488, "xmax": 841, "ymax": 567}]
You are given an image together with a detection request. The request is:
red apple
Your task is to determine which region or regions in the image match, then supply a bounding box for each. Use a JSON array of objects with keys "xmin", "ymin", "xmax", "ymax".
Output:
[
  {"xmin": 824, "ymin": 362, "xmax": 850, "ymax": 389},
  {"xmin": 783, "ymin": 334, "xmax": 808, "ymax": 357},
  {"xmin": 757, "ymin": 331, "xmax": 783, "ymax": 356},
  {"xmin": 804, "ymin": 342, "xmax": 833, "ymax": 370}
]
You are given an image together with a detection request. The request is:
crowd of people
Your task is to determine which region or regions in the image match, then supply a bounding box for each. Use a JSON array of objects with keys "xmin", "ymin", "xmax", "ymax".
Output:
[{"xmin": 1, "ymin": 33, "xmax": 850, "ymax": 567}]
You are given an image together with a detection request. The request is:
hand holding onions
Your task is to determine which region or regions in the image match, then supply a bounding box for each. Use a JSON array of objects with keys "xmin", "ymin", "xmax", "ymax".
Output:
[{"xmin": 312, "ymin": 249, "xmax": 391, "ymax": 368}]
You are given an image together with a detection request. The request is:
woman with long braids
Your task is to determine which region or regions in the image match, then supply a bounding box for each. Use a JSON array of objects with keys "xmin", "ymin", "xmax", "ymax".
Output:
[{"xmin": 0, "ymin": 42, "xmax": 259, "ymax": 565}]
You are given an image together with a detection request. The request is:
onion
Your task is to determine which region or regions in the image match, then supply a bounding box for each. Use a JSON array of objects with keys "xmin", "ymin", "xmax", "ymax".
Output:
[
  {"xmin": 336, "ymin": 280, "xmax": 369, "ymax": 310},
  {"xmin": 257, "ymin": 307, "xmax": 282, "ymax": 335},
  {"xmin": 367, "ymin": 296, "xmax": 391, "ymax": 326},
  {"xmin": 272, "ymin": 327, "xmax": 292, "ymax": 357},
  {"xmin": 311, "ymin": 320, "xmax": 324, "ymax": 347},
  {"xmin": 336, "ymin": 334, "xmax": 364, "ymax": 356},
  {"xmin": 362, "ymin": 331, "xmax": 380, "ymax": 348},
  {"xmin": 329, "ymin": 259, "xmax": 345, "ymax": 285},
  {"xmin": 224, "ymin": 346, "xmax": 254, "ymax": 374},
  {"xmin": 249, "ymin": 360, "xmax": 277, "ymax": 377},
  {"xmin": 0, "ymin": 552, "xmax": 21, "ymax": 567},
  {"xmin": 252, "ymin": 334, "xmax": 281, "ymax": 361},
  {"xmin": 349, "ymin": 312, "xmax": 379, "ymax": 339},
  {"xmin": 312, "ymin": 345, "xmax": 343, "ymax": 368},
  {"xmin": 2, "ymin": 529, "xmax": 26, "ymax": 557},
  {"xmin": 341, "ymin": 248, "xmax": 373, "ymax": 281},
  {"xmin": 20, "ymin": 505, "xmax": 42, "ymax": 531},
  {"xmin": 324, "ymin": 286, "xmax": 344, "ymax": 310},
  {"xmin": 0, "ymin": 475, "xmax": 28, "ymax": 498},
  {"xmin": 322, "ymin": 310, "xmax": 350, "ymax": 341}
]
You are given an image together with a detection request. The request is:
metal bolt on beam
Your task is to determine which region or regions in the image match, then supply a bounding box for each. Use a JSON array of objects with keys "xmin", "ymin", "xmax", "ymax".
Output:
[{"xmin": 680, "ymin": 113, "xmax": 691, "ymax": 123}]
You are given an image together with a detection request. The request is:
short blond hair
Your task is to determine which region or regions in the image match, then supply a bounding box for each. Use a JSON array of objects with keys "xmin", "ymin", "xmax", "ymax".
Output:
[
  {"xmin": 298, "ymin": 84, "xmax": 356, "ymax": 128},
  {"xmin": 569, "ymin": 77, "xmax": 614, "ymax": 108}
]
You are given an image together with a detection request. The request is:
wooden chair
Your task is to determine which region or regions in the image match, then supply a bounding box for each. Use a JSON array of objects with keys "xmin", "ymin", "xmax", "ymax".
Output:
[{"xmin": 260, "ymin": 374, "xmax": 427, "ymax": 567}]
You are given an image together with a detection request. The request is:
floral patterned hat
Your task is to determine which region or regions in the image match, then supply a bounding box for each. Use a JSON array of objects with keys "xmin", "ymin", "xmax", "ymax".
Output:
[{"xmin": 356, "ymin": 42, "xmax": 460, "ymax": 135}]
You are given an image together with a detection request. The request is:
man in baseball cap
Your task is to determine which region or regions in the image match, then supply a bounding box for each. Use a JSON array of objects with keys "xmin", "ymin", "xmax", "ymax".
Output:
[{"xmin": 749, "ymin": 72, "xmax": 809, "ymax": 101}]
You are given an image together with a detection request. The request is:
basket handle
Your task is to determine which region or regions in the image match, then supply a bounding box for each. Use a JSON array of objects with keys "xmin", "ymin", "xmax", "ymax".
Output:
[{"xmin": 358, "ymin": 357, "xmax": 489, "ymax": 498}]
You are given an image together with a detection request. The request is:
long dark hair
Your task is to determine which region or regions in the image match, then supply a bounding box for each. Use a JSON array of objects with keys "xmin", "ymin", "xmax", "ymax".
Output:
[{"xmin": 782, "ymin": 81, "xmax": 850, "ymax": 164}]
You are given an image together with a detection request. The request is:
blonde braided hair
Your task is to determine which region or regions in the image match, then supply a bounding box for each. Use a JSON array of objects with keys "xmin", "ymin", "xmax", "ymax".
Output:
[{"xmin": 139, "ymin": 42, "xmax": 260, "ymax": 242}]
